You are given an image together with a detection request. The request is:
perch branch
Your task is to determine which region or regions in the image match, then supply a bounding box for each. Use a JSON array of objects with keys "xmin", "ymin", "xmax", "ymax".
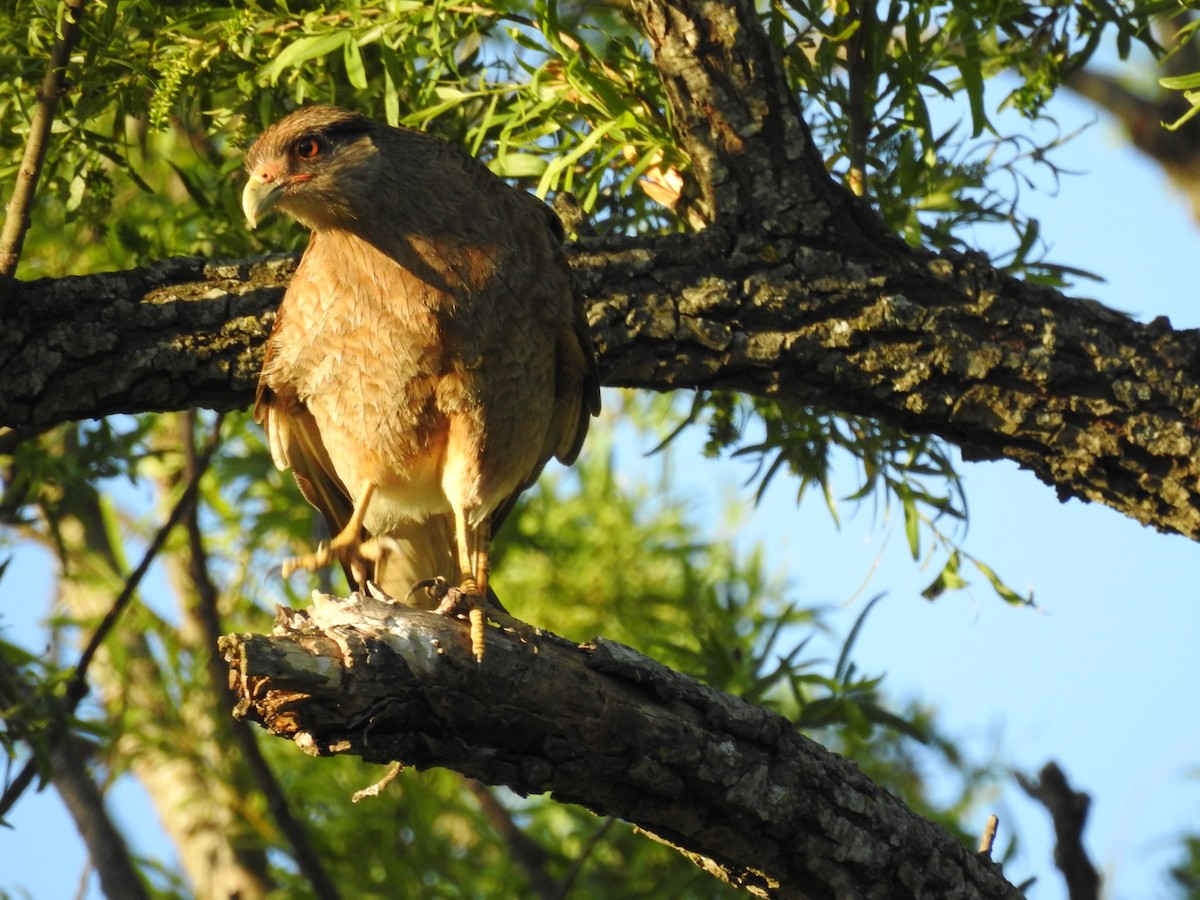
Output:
[{"xmin": 222, "ymin": 593, "xmax": 1023, "ymax": 900}]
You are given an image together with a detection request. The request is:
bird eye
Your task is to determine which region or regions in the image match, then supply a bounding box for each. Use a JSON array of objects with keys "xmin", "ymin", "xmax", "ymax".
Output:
[{"xmin": 295, "ymin": 137, "xmax": 322, "ymax": 160}]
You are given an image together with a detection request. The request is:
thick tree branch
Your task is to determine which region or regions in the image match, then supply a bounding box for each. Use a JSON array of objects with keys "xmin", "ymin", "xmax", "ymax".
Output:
[
  {"xmin": 2, "ymin": 254, "xmax": 284, "ymax": 427},
  {"xmin": 7, "ymin": 232, "xmax": 1200, "ymax": 540},
  {"xmin": 221, "ymin": 594, "xmax": 1022, "ymax": 900}
]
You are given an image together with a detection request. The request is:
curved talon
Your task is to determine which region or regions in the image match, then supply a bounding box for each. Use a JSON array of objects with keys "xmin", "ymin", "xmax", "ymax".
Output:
[{"xmin": 406, "ymin": 576, "xmax": 449, "ymax": 605}]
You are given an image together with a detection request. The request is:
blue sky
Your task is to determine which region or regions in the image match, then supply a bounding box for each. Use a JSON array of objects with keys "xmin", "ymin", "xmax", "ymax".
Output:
[{"xmin": 4, "ymin": 62, "xmax": 1200, "ymax": 900}]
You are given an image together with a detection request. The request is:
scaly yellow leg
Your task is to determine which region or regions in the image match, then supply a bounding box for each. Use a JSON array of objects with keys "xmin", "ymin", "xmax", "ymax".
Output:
[
  {"xmin": 435, "ymin": 512, "xmax": 541, "ymax": 662},
  {"xmin": 450, "ymin": 511, "xmax": 490, "ymax": 662}
]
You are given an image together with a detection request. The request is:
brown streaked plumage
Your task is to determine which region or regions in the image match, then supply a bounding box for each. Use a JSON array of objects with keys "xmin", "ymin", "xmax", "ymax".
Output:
[{"xmin": 242, "ymin": 105, "xmax": 600, "ymax": 658}]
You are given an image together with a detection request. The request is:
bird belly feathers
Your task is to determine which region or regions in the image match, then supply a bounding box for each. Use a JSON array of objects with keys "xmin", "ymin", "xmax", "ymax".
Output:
[{"xmin": 262, "ymin": 228, "xmax": 561, "ymax": 535}]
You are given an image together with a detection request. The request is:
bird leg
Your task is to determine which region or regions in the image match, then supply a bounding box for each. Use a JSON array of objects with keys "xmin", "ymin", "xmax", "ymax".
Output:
[
  {"xmin": 433, "ymin": 513, "xmax": 543, "ymax": 662},
  {"xmin": 447, "ymin": 512, "xmax": 489, "ymax": 662},
  {"xmin": 282, "ymin": 480, "xmax": 382, "ymax": 585}
]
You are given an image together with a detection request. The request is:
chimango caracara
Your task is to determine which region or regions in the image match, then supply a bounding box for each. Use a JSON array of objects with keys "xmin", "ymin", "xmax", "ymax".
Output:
[{"xmin": 242, "ymin": 105, "xmax": 600, "ymax": 659}]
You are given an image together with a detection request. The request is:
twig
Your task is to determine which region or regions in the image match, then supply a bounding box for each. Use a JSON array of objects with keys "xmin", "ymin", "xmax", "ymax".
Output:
[
  {"xmin": 350, "ymin": 762, "xmax": 403, "ymax": 802},
  {"xmin": 0, "ymin": 0, "xmax": 88, "ymax": 281},
  {"xmin": 63, "ymin": 415, "xmax": 223, "ymax": 708},
  {"xmin": 178, "ymin": 411, "xmax": 343, "ymax": 900},
  {"xmin": 978, "ymin": 813, "xmax": 1000, "ymax": 857},
  {"xmin": 845, "ymin": 0, "xmax": 874, "ymax": 198},
  {"xmin": 0, "ymin": 414, "xmax": 223, "ymax": 820},
  {"xmin": 1017, "ymin": 761, "xmax": 1101, "ymax": 900}
]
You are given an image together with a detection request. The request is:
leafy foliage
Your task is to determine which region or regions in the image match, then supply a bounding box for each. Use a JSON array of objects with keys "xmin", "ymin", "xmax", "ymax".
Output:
[{"xmin": 773, "ymin": 0, "xmax": 1160, "ymax": 272}]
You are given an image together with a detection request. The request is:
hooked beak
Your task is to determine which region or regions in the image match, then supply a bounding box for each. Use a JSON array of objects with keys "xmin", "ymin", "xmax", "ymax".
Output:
[{"xmin": 242, "ymin": 172, "xmax": 285, "ymax": 230}]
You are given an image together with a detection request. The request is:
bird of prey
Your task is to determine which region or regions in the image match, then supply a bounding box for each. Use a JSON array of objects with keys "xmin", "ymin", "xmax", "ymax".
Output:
[{"xmin": 241, "ymin": 105, "xmax": 600, "ymax": 659}]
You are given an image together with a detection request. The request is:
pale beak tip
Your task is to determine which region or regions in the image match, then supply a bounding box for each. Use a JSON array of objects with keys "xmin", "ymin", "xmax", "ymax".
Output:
[{"xmin": 241, "ymin": 174, "xmax": 280, "ymax": 232}]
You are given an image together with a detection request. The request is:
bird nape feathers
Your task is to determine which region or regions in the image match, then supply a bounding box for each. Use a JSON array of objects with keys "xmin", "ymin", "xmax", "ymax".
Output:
[{"xmin": 242, "ymin": 104, "xmax": 600, "ymax": 660}]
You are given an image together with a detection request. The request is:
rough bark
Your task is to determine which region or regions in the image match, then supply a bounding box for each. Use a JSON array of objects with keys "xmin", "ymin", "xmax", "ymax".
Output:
[
  {"xmin": 7, "ymin": 224, "xmax": 1200, "ymax": 539},
  {"xmin": 222, "ymin": 593, "xmax": 1022, "ymax": 900}
]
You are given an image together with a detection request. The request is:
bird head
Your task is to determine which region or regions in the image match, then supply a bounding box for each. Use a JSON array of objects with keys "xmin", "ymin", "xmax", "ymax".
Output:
[{"xmin": 242, "ymin": 105, "xmax": 380, "ymax": 231}]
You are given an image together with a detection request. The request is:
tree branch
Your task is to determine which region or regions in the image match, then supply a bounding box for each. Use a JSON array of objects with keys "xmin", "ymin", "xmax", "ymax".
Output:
[
  {"xmin": 177, "ymin": 412, "xmax": 339, "ymax": 900},
  {"xmin": 1066, "ymin": 13, "xmax": 1200, "ymax": 225},
  {"xmin": 50, "ymin": 732, "xmax": 151, "ymax": 900},
  {"xmin": 8, "ymin": 230, "xmax": 1200, "ymax": 540},
  {"xmin": 1017, "ymin": 762, "xmax": 1100, "ymax": 900},
  {"xmin": 221, "ymin": 594, "xmax": 1023, "ymax": 900}
]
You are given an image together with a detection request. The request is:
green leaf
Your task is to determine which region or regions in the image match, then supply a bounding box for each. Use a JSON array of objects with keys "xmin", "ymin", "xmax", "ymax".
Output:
[
  {"xmin": 956, "ymin": 53, "xmax": 989, "ymax": 137},
  {"xmin": 487, "ymin": 153, "xmax": 547, "ymax": 178},
  {"xmin": 898, "ymin": 484, "xmax": 920, "ymax": 559},
  {"xmin": 835, "ymin": 594, "xmax": 884, "ymax": 683},
  {"xmin": 1162, "ymin": 95, "xmax": 1200, "ymax": 132},
  {"xmin": 971, "ymin": 558, "xmax": 1035, "ymax": 608},
  {"xmin": 921, "ymin": 551, "xmax": 968, "ymax": 601},
  {"xmin": 258, "ymin": 32, "xmax": 350, "ymax": 85},
  {"xmin": 1158, "ymin": 72, "xmax": 1200, "ymax": 90},
  {"xmin": 343, "ymin": 35, "xmax": 368, "ymax": 90}
]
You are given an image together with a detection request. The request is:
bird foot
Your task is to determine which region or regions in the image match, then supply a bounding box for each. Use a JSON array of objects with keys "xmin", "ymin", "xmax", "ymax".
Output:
[
  {"xmin": 432, "ymin": 584, "xmax": 488, "ymax": 663},
  {"xmin": 432, "ymin": 584, "xmax": 542, "ymax": 664},
  {"xmin": 281, "ymin": 534, "xmax": 382, "ymax": 580}
]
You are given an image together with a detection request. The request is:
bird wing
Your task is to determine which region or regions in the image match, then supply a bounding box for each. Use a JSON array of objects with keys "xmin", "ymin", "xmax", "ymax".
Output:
[
  {"xmin": 539, "ymin": 198, "xmax": 602, "ymax": 468},
  {"xmin": 486, "ymin": 197, "xmax": 601, "ymax": 537},
  {"xmin": 255, "ymin": 381, "xmax": 354, "ymax": 536},
  {"xmin": 254, "ymin": 354, "xmax": 362, "ymax": 593}
]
